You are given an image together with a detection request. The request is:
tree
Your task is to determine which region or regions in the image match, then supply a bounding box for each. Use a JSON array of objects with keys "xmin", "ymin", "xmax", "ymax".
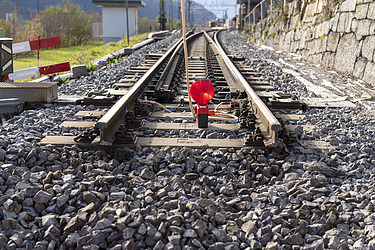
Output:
[
  {"xmin": 40, "ymin": 0, "xmax": 93, "ymax": 46},
  {"xmin": 19, "ymin": 16, "xmax": 43, "ymax": 41},
  {"xmin": 0, "ymin": 0, "xmax": 17, "ymax": 38},
  {"xmin": 139, "ymin": 17, "xmax": 159, "ymax": 34},
  {"xmin": 0, "ymin": 0, "xmax": 15, "ymax": 20},
  {"xmin": 139, "ymin": 17, "xmax": 181, "ymax": 34}
]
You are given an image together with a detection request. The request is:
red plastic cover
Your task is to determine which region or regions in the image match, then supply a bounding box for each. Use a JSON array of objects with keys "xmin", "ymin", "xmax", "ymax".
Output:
[{"xmin": 190, "ymin": 79, "xmax": 215, "ymax": 104}]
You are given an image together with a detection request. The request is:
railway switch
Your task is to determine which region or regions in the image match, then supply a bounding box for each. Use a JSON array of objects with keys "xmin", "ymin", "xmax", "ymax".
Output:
[{"xmin": 190, "ymin": 79, "xmax": 215, "ymax": 128}]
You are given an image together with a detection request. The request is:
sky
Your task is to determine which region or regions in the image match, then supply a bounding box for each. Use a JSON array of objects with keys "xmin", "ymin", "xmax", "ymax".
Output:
[{"xmin": 193, "ymin": 0, "xmax": 238, "ymax": 19}]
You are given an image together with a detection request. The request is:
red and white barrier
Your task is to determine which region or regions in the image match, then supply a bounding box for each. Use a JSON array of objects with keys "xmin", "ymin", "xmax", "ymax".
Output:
[
  {"xmin": 12, "ymin": 37, "xmax": 62, "ymax": 54},
  {"xmin": 8, "ymin": 62, "xmax": 71, "ymax": 81},
  {"xmin": 7, "ymin": 36, "xmax": 70, "ymax": 81}
]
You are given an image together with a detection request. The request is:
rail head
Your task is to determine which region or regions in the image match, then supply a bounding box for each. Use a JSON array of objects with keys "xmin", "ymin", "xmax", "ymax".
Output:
[
  {"xmin": 204, "ymin": 30, "xmax": 282, "ymax": 147},
  {"xmin": 94, "ymin": 31, "xmax": 200, "ymax": 145}
]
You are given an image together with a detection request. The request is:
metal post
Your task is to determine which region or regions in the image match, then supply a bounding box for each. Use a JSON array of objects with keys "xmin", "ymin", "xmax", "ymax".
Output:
[
  {"xmin": 178, "ymin": 1, "xmax": 181, "ymax": 29},
  {"xmin": 160, "ymin": 0, "xmax": 166, "ymax": 30},
  {"xmin": 37, "ymin": 35, "xmax": 40, "ymax": 77},
  {"xmin": 260, "ymin": 2, "xmax": 263, "ymax": 20},
  {"xmin": 187, "ymin": 0, "xmax": 191, "ymax": 28},
  {"xmin": 171, "ymin": 0, "xmax": 173, "ymax": 30},
  {"xmin": 168, "ymin": 0, "xmax": 171, "ymax": 30},
  {"xmin": 239, "ymin": 0, "xmax": 243, "ymax": 30},
  {"xmin": 126, "ymin": 0, "xmax": 130, "ymax": 46}
]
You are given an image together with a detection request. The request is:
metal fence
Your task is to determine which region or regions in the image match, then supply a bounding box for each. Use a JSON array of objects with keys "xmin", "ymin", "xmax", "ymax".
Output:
[{"xmin": 242, "ymin": 0, "xmax": 287, "ymax": 26}]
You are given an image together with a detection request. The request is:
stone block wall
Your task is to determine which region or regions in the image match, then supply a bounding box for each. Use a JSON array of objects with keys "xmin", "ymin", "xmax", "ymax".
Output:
[{"xmin": 250, "ymin": 0, "xmax": 375, "ymax": 86}]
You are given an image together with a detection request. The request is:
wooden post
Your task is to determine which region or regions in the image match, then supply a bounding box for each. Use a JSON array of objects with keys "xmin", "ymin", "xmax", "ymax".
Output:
[{"xmin": 260, "ymin": 2, "xmax": 263, "ymax": 20}]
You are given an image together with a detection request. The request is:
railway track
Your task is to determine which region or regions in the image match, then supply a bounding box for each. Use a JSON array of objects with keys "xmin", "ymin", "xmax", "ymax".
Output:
[
  {"xmin": 41, "ymin": 29, "xmax": 331, "ymax": 151},
  {"xmin": 2, "ymin": 29, "xmax": 375, "ymax": 249}
]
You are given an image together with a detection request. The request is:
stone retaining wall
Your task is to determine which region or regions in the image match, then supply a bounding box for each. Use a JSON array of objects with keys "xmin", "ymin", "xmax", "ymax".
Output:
[{"xmin": 249, "ymin": 0, "xmax": 375, "ymax": 86}]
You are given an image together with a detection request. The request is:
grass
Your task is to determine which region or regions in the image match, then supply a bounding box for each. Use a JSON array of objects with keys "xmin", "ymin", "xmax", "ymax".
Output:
[
  {"xmin": 13, "ymin": 42, "xmax": 102, "ymax": 70},
  {"xmin": 13, "ymin": 33, "xmax": 150, "ymax": 72}
]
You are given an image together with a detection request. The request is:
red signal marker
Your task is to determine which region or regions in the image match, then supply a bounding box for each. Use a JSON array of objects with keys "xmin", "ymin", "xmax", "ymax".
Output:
[{"xmin": 190, "ymin": 79, "xmax": 215, "ymax": 128}]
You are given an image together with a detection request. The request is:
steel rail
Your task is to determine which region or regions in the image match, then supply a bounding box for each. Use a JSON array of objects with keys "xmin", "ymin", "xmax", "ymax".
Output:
[
  {"xmin": 204, "ymin": 30, "xmax": 282, "ymax": 147},
  {"xmin": 154, "ymin": 39, "xmax": 185, "ymax": 91},
  {"xmin": 93, "ymin": 31, "xmax": 199, "ymax": 145}
]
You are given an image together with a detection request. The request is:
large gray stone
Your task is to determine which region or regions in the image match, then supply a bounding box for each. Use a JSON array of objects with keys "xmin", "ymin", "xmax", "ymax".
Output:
[
  {"xmin": 369, "ymin": 21, "xmax": 375, "ymax": 35},
  {"xmin": 337, "ymin": 13, "xmax": 354, "ymax": 33},
  {"xmin": 368, "ymin": 3, "xmax": 375, "ymax": 20},
  {"xmin": 64, "ymin": 215, "xmax": 85, "ymax": 233},
  {"xmin": 334, "ymin": 33, "xmax": 361, "ymax": 73},
  {"xmin": 353, "ymin": 57, "xmax": 368, "ymax": 78},
  {"xmin": 331, "ymin": 14, "xmax": 340, "ymax": 32},
  {"xmin": 327, "ymin": 32, "xmax": 341, "ymax": 52},
  {"xmin": 340, "ymin": 0, "xmax": 357, "ymax": 12},
  {"xmin": 322, "ymin": 52, "xmax": 336, "ymax": 68},
  {"xmin": 71, "ymin": 65, "xmax": 89, "ymax": 79},
  {"xmin": 56, "ymin": 195, "xmax": 69, "ymax": 208},
  {"xmin": 362, "ymin": 36, "xmax": 375, "ymax": 60},
  {"xmin": 363, "ymin": 61, "xmax": 375, "ymax": 86},
  {"xmin": 311, "ymin": 53, "xmax": 324, "ymax": 64},
  {"xmin": 355, "ymin": 3, "xmax": 369, "ymax": 19},
  {"xmin": 42, "ymin": 214, "xmax": 59, "ymax": 229},
  {"xmin": 34, "ymin": 190, "xmax": 53, "ymax": 204},
  {"xmin": 357, "ymin": 20, "xmax": 372, "ymax": 38},
  {"xmin": 352, "ymin": 19, "xmax": 359, "ymax": 33},
  {"xmin": 303, "ymin": 3, "xmax": 317, "ymax": 22},
  {"xmin": 285, "ymin": 31, "xmax": 295, "ymax": 51}
]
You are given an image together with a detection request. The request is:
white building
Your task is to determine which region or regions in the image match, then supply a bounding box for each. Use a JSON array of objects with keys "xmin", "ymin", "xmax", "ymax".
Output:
[{"xmin": 93, "ymin": 0, "xmax": 145, "ymax": 44}]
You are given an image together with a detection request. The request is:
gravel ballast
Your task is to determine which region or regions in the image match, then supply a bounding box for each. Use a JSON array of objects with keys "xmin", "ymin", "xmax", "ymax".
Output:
[{"xmin": 0, "ymin": 31, "xmax": 374, "ymax": 249}]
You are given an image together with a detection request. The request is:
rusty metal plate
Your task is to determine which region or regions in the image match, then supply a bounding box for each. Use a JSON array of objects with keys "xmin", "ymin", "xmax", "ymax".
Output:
[
  {"xmin": 300, "ymin": 140, "xmax": 332, "ymax": 149},
  {"xmin": 105, "ymin": 89, "xmax": 129, "ymax": 96},
  {"xmin": 256, "ymin": 91, "xmax": 279, "ymax": 98},
  {"xmin": 275, "ymin": 114, "xmax": 305, "ymax": 120},
  {"xmin": 75, "ymin": 111, "xmax": 106, "ymax": 118},
  {"xmin": 130, "ymin": 67, "xmax": 151, "ymax": 71},
  {"xmin": 302, "ymin": 98, "xmax": 356, "ymax": 108},
  {"xmin": 113, "ymin": 83, "xmax": 135, "ymax": 88},
  {"xmin": 137, "ymin": 137, "xmax": 244, "ymax": 148},
  {"xmin": 251, "ymin": 85, "xmax": 275, "ymax": 90},
  {"xmin": 150, "ymin": 112, "xmax": 194, "ymax": 118},
  {"xmin": 286, "ymin": 124, "xmax": 314, "ymax": 132},
  {"xmin": 246, "ymin": 77, "xmax": 264, "ymax": 81},
  {"xmin": 39, "ymin": 136, "xmax": 77, "ymax": 145},
  {"xmin": 247, "ymin": 81, "xmax": 269, "ymax": 85},
  {"xmin": 143, "ymin": 122, "xmax": 239, "ymax": 130},
  {"xmin": 119, "ymin": 78, "xmax": 138, "ymax": 82},
  {"xmin": 127, "ymin": 69, "xmax": 149, "ymax": 73},
  {"xmin": 60, "ymin": 121, "xmax": 95, "ymax": 128}
]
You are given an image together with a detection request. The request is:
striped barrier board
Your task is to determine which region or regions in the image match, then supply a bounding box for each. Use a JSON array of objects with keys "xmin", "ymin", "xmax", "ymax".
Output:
[
  {"xmin": 8, "ymin": 62, "xmax": 71, "ymax": 81},
  {"xmin": 12, "ymin": 37, "xmax": 62, "ymax": 54},
  {"xmin": 39, "ymin": 62, "xmax": 70, "ymax": 75},
  {"xmin": 8, "ymin": 67, "xmax": 39, "ymax": 81}
]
